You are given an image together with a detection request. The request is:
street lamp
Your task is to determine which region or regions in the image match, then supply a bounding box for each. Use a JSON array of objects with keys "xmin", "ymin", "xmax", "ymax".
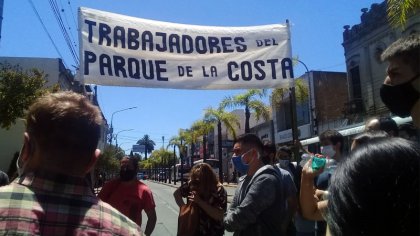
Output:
[
  {"xmin": 115, "ymin": 129, "xmax": 134, "ymax": 148},
  {"xmin": 109, "ymin": 106, "xmax": 137, "ymax": 144}
]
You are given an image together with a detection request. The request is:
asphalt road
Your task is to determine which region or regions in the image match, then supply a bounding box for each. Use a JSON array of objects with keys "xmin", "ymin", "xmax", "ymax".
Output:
[{"xmin": 140, "ymin": 180, "xmax": 236, "ymax": 236}]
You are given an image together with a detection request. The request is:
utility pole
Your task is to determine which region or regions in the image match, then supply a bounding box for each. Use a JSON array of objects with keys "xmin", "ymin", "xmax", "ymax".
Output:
[{"xmin": 0, "ymin": 0, "xmax": 4, "ymax": 43}]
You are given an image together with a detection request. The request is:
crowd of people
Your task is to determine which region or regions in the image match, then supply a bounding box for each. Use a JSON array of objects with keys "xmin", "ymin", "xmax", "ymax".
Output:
[{"xmin": 0, "ymin": 32, "xmax": 417, "ymax": 236}]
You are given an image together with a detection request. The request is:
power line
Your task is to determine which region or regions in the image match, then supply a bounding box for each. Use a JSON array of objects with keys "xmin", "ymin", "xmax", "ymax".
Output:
[
  {"xmin": 49, "ymin": 0, "xmax": 79, "ymax": 65},
  {"xmin": 27, "ymin": 0, "xmax": 68, "ymax": 68},
  {"xmin": 67, "ymin": 0, "xmax": 78, "ymax": 31},
  {"xmin": 58, "ymin": 0, "xmax": 78, "ymax": 50}
]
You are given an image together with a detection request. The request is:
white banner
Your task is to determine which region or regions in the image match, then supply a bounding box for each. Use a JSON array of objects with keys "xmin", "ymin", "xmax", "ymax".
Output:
[{"xmin": 79, "ymin": 7, "xmax": 294, "ymax": 90}]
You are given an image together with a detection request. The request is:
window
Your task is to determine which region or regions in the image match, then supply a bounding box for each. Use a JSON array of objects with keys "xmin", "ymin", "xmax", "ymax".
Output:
[{"xmin": 349, "ymin": 66, "xmax": 362, "ymax": 99}]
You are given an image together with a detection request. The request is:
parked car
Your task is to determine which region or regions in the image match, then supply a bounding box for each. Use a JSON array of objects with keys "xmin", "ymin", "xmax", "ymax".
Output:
[{"xmin": 158, "ymin": 172, "xmax": 166, "ymax": 181}]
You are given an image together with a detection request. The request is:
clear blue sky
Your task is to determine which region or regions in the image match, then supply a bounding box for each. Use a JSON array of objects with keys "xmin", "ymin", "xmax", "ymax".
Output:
[{"xmin": 0, "ymin": 0, "xmax": 382, "ymax": 154}]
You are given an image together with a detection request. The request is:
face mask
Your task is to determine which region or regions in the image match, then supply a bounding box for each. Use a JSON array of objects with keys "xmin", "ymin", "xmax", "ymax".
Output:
[
  {"xmin": 232, "ymin": 149, "xmax": 252, "ymax": 174},
  {"xmin": 321, "ymin": 145, "xmax": 336, "ymax": 158},
  {"xmin": 380, "ymin": 75, "xmax": 419, "ymax": 117},
  {"xmin": 120, "ymin": 168, "xmax": 137, "ymax": 181}
]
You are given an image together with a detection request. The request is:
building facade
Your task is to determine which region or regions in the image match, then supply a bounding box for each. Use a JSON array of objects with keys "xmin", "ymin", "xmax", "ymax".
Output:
[
  {"xmin": 342, "ymin": 2, "xmax": 420, "ymax": 118},
  {"xmin": 272, "ymin": 71, "xmax": 348, "ymax": 145}
]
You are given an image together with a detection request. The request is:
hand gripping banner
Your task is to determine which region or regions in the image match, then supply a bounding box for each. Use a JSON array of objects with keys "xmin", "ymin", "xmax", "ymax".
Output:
[{"xmin": 79, "ymin": 7, "xmax": 294, "ymax": 90}]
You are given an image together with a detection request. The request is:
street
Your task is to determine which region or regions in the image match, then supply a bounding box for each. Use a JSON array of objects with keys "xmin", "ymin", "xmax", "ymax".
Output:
[{"xmin": 140, "ymin": 180, "xmax": 237, "ymax": 236}]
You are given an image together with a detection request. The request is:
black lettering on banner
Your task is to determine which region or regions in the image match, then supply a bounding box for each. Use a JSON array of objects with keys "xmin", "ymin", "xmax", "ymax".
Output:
[
  {"xmin": 113, "ymin": 56, "xmax": 127, "ymax": 78},
  {"xmin": 128, "ymin": 58, "xmax": 140, "ymax": 79},
  {"xmin": 281, "ymin": 58, "xmax": 294, "ymax": 78},
  {"xmin": 155, "ymin": 60, "xmax": 168, "ymax": 81},
  {"xmin": 254, "ymin": 60, "xmax": 265, "ymax": 80},
  {"xmin": 181, "ymin": 35, "xmax": 194, "ymax": 54},
  {"xmin": 221, "ymin": 37, "xmax": 234, "ymax": 53},
  {"xmin": 114, "ymin": 26, "xmax": 126, "ymax": 48},
  {"xmin": 227, "ymin": 62, "xmax": 239, "ymax": 81},
  {"xmin": 84, "ymin": 51, "xmax": 96, "ymax": 75},
  {"xmin": 84, "ymin": 20, "xmax": 96, "ymax": 43},
  {"xmin": 127, "ymin": 28, "xmax": 139, "ymax": 50},
  {"xmin": 155, "ymin": 32, "xmax": 167, "ymax": 52},
  {"xmin": 267, "ymin": 59, "xmax": 278, "ymax": 79},
  {"xmin": 141, "ymin": 31, "xmax": 154, "ymax": 51},
  {"xmin": 195, "ymin": 36, "xmax": 207, "ymax": 54},
  {"xmin": 203, "ymin": 66, "xmax": 217, "ymax": 77},
  {"xmin": 142, "ymin": 60, "xmax": 154, "ymax": 80},
  {"xmin": 99, "ymin": 23, "xmax": 112, "ymax": 46},
  {"xmin": 99, "ymin": 54, "xmax": 113, "ymax": 76},
  {"xmin": 234, "ymin": 37, "xmax": 247, "ymax": 52},
  {"xmin": 241, "ymin": 61, "xmax": 252, "ymax": 81},
  {"xmin": 256, "ymin": 38, "xmax": 278, "ymax": 47},
  {"xmin": 178, "ymin": 66, "xmax": 193, "ymax": 77},
  {"xmin": 208, "ymin": 37, "xmax": 221, "ymax": 53},
  {"xmin": 169, "ymin": 34, "xmax": 181, "ymax": 53}
]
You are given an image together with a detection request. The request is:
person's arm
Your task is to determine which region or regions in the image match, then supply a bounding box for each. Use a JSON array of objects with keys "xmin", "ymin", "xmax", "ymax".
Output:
[
  {"xmin": 299, "ymin": 158, "xmax": 325, "ymax": 221},
  {"xmin": 173, "ymin": 187, "xmax": 185, "ymax": 207},
  {"xmin": 189, "ymin": 186, "xmax": 227, "ymax": 221},
  {"xmin": 294, "ymin": 140, "xmax": 310, "ymax": 155},
  {"xmin": 144, "ymin": 208, "xmax": 157, "ymax": 236},
  {"xmin": 189, "ymin": 192, "xmax": 224, "ymax": 221},
  {"xmin": 223, "ymin": 174, "xmax": 276, "ymax": 232}
]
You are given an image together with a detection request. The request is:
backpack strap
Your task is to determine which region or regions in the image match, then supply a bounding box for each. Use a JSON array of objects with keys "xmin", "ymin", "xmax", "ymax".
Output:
[{"xmin": 245, "ymin": 165, "xmax": 282, "ymax": 194}]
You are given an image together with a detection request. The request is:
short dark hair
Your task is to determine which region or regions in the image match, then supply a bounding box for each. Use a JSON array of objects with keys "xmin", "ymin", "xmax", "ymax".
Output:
[
  {"xmin": 352, "ymin": 131, "xmax": 388, "ymax": 150},
  {"xmin": 121, "ymin": 156, "xmax": 139, "ymax": 171},
  {"xmin": 26, "ymin": 91, "xmax": 103, "ymax": 168},
  {"xmin": 277, "ymin": 146, "xmax": 292, "ymax": 156},
  {"xmin": 235, "ymin": 133, "xmax": 264, "ymax": 155},
  {"xmin": 381, "ymin": 33, "xmax": 420, "ymax": 74},
  {"xmin": 379, "ymin": 116, "xmax": 399, "ymax": 136},
  {"xmin": 319, "ymin": 130, "xmax": 344, "ymax": 152},
  {"xmin": 327, "ymin": 138, "xmax": 419, "ymax": 235}
]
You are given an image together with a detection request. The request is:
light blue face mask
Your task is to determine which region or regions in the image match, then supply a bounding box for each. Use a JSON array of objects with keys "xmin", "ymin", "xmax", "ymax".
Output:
[{"xmin": 232, "ymin": 149, "xmax": 252, "ymax": 175}]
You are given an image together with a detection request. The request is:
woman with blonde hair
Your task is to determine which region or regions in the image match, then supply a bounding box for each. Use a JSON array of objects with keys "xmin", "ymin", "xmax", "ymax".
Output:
[{"xmin": 174, "ymin": 162, "xmax": 227, "ymax": 236}]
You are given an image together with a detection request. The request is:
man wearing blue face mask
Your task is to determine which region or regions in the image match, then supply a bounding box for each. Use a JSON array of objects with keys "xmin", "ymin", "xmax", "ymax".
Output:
[{"xmin": 224, "ymin": 133, "xmax": 288, "ymax": 236}]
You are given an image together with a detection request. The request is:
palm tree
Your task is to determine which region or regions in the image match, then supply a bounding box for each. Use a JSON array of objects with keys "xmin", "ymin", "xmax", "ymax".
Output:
[
  {"xmin": 221, "ymin": 89, "xmax": 270, "ymax": 133},
  {"xmin": 204, "ymin": 106, "xmax": 240, "ymax": 182},
  {"xmin": 190, "ymin": 119, "xmax": 214, "ymax": 162},
  {"xmin": 386, "ymin": 0, "xmax": 420, "ymax": 28},
  {"xmin": 136, "ymin": 134, "xmax": 156, "ymax": 160},
  {"xmin": 182, "ymin": 128, "xmax": 200, "ymax": 165},
  {"xmin": 271, "ymin": 78, "xmax": 309, "ymax": 106}
]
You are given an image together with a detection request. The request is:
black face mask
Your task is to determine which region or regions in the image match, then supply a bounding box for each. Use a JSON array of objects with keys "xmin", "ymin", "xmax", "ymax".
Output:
[
  {"xmin": 380, "ymin": 75, "xmax": 419, "ymax": 118},
  {"xmin": 120, "ymin": 168, "xmax": 137, "ymax": 181}
]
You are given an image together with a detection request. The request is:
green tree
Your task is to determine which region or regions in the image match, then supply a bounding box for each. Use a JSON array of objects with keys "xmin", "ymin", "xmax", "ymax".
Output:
[
  {"xmin": 271, "ymin": 78, "xmax": 309, "ymax": 106},
  {"xmin": 0, "ymin": 64, "xmax": 55, "ymax": 129},
  {"xmin": 95, "ymin": 145, "xmax": 122, "ymax": 179},
  {"xmin": 149, "ymin": 148, "xmax": 175, "ymax": 168},
  {"xmin": 136, "ymin": 134, "xmax": 156, "ymax": 160},
  {"xmin": 387, "ymin": 0, "xmax": 420, "ymax": 28},
  {"xmin": 221, "ymin": 89, "xmax": 270, "ymax": 133},
  {"xmin": 204, "ymin": 106, "xmax": 240, "ymax": 182},
  {"xmin": 190, "ymin": 119, "xmax": 214, "ymax": 161}
]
